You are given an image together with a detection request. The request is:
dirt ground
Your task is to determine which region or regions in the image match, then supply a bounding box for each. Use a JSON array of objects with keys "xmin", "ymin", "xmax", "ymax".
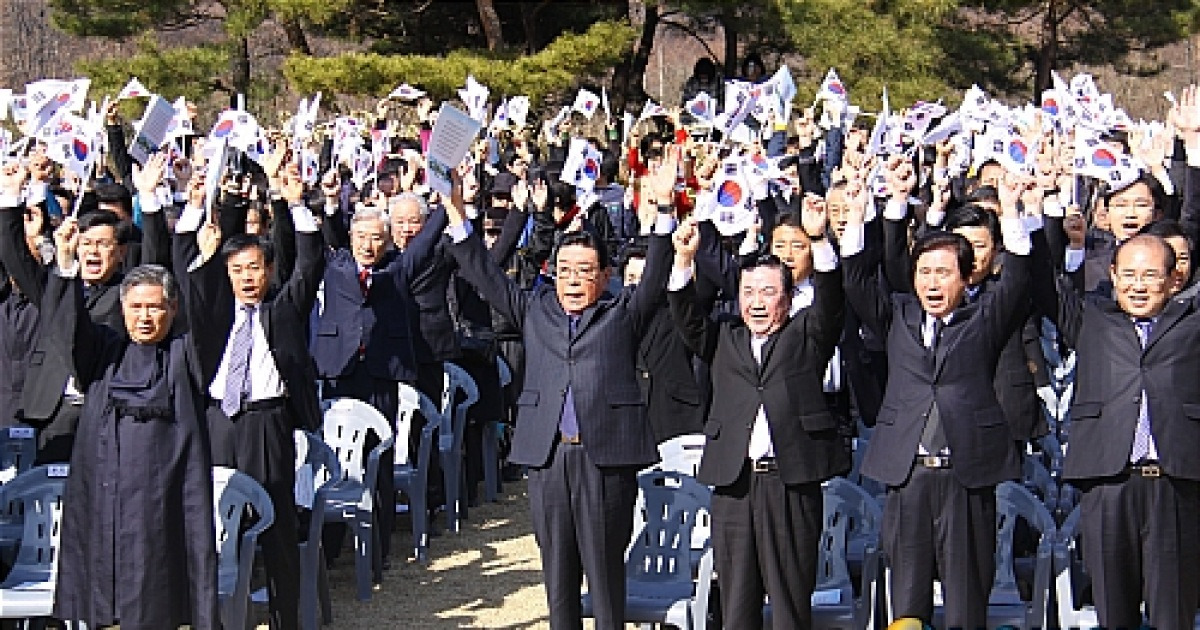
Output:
[{"xmin": 290, "ymin": 480, "xmax": 572, "ymax": 629}]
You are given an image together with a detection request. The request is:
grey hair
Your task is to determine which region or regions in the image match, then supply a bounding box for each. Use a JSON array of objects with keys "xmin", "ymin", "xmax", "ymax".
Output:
[
  {"xmin": 350, "ymin": 206, "xmax": 390, "ymax": 228},
  {"xmin": 120, "ymin": 264, "xmax": 179, "ymax": 305},
  {"xmin": 391, "ymin": 192, "xmax": 430, "ymax": 218}
]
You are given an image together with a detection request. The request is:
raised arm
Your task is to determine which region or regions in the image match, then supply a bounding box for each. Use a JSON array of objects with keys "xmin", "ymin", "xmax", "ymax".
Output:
[
  {"xmin": 840, "ymin": 186, "xmax": 893, "ymax": 341},
  {"xmin": 0, "ymin": 162, "xmax": 47, "ymax": 306},
  {"xmin": 49, "ymin": 218, "xmax": 107, "ymax": 388},
  {"xmin": 133, "ymin": 154, "xmax": 172, "ymax": 268},
  {"xmin": 667, "ymin": 221, "xmax": 719, "ymax": 362}
]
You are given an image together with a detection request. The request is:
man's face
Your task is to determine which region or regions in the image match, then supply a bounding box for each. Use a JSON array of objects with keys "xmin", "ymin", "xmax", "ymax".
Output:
[
  {"xmin": 952, "ymin": 226, "xmax": 997, "ymax": 286},
  {"xmin": 739, "ymin": 265, "xmax": 790, "ymax": 337},
  {"xmin": 245, "ymin": 207, "xmax": 264, "ymax": 236},
  {"xmin": 225, "ymin": 247, "xmax": 272, "ymax": 306},
  {"xmin": 1111, "ymin": 239, "xmax": 1172, "ymax": 319},
  {"xmin": 555, "ymin": 244, "xmax": 610, "ymax": 315},
  {"xmin": 623, "ymin": 256, "xmax": 646, "ymax": 287},
  {"xmin": 79, "ymin": 225, "xmax": 124, "ymax": 284},
  {"xmin": 122, "ymin": 283, "xmax": 176, "ymax": 344},
  {"xmin": 350, "ymin": 217, "xmax": 390, "ymax": 268},
  {"xmin": 914, "ymin": 247, "xmax": 968, "ymax": 319},
  {"xmin": 826, "ymin": 188, "xmax": 851, "ymax": 240},
  {"xmin": 770, "ymin": 225, "xmax": 813, "ymax": 283},
  {"xmin": 1164, "ymin": 235, "xmax": 1192, "ymax": 295},
  {"xmin": 389, "ymin": 200, "xmax": 425, "ymax": 249},
  {"xmin": 1107, "ymin": 182, "xmax": 1157, "ymax": 242}
]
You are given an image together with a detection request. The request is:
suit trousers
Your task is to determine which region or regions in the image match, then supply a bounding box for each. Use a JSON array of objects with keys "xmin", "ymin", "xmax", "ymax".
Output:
[
  {"xmin": 206, "ymin": 400, "xmax": 300, "ymax": 630},
  {"xmin": 324, "ymin": 374, "xmax": 399, "ymax": 561},
  {"xmin": 527, "ymin": 441, "xmax": 637, "ymax": 630},
  {"xmin": 883, "ymin": 465, "xmax": 996, "ymax": 630},
  {"xmin": 1080, "ymin": 473, "xmax": 1200, "ymax": 630},
  {"xmin": 713, "ymin": 463, "xmax": 823, "ymax": 630}
]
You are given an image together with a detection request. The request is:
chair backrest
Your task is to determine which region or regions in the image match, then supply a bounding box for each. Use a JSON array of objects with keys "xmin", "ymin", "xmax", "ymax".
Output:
[
  {"xmin": 440, "ymin": 363, "xmax": 479, "ymax": 451},
  {"xmin": 1021, "ymin": 456, "xmax": 1057, "ymax": 511},
  {"xmin": 626, "ymin": 471, "xmax": 712, "ymax": 588},
  {"xmin": 1053, "ymin": 505, "xmax": 1100, "ymax": 627},
  {"xmin": 0, "ymin": 464, "xmax": 68, "ymax": 585},
  {"xmin": 295, "ymin": 430, "xmax": 342, "ymax": 492},
  {"xmin": 993, "ymin": 480, "xmax": 1056, "ymax": 593},
  {"xmin": 395, "ymin": 383, "xmax": 442, "ymax": 466},
  {"xmin": 320, "ymin": 398, "xmax": 394, "ymax": 483},
  {"xmin": 816, "ymin": 477, "xmax": 884, "ymax": 593},
  {"xmin": 655, "ymin": 434, "xmax": 705, "ymax": 477},
  {"xmin": 496, "ymin": 355, "xmax": 513, "ymax": 388},
  {"xmin": 0, "ymin": 426, "xmax": 37, "ymax": 485},
  {"xmin": 212, "ymin": 466, "xmax": 275, "ymax": 594}
]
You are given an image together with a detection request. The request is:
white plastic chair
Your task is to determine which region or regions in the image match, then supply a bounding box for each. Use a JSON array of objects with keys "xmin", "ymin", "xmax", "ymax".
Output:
[
  {"xmin": 213, "ymin": 466, "xmax": 275, "ymax": 630},
  {"xmin": 0, "ymin": 464, "xmax": 68, "ymax": 623},
  {"xmin": 439, "ymin": 363, "xmax": 479, "ymax": 533},
  {"xmin": 393, "ymin": 383, "xmax": 441, "ymax": 563}
]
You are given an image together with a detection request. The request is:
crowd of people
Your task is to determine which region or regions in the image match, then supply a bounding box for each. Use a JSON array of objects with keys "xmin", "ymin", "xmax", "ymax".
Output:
[{"xmin": 0, "ymin": 52, "xmax": 1196, "ymax": 630}]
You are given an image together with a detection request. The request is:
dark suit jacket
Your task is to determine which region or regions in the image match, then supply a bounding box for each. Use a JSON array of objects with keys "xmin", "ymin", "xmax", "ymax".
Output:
[
  {"xmin": 1032, "ymin": 230, "xmax": 1200, "ymax": 482},
  {"xmin": 448, "ymin": 227, "xmax": 673, "ymax": 469},
  {"xmin": 672, "ymin": 260, "xmax": 848, "ymax": 487},
  {"xmin": 636, "ymin": 303, "xmax": 704, "ymax": 443},
  {"xmin": 844, "ymin": 234, "xmax": 1028, "ymax": 489},
  {"xmin": 881, "ymin": 216, "xmax": 1047, "ymax": 441},
  {"xmin": 185, "ymin": 201, "xmax": 326, "ymax": 432},
  {"xmin": 311, "ymin": 208, "xmax": 446, "ymax": 382}
]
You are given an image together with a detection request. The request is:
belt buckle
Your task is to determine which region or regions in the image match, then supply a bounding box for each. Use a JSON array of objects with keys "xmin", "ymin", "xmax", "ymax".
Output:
[
  {"xmin": 1141, "ymin": 463, "xmax": 1162, "ymax": 478},
  {"xmin": 920, "ymin": 455, "xmax": 948, "ymax": 469},
  {"xmin": 560, "ymin": 434, "xmax": 581, "ymax": 445},
  {"xmin": 752, "ymin": 458, "xmax": 775, "ymax": 473}
]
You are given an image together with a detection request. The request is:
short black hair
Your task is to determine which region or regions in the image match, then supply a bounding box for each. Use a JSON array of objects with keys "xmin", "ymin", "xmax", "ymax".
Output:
[
  {"xmin": 78, "ymin": 210, "xmax": 131, "ymax": 245},
  {"xmin": 739, "ymin": 253, "xmax": 794, "ymax": 298},
  {"xmin": 600, "ymin": 153, "xmax": 620, "ymax": 182},
  {"xmin": 549, "ymin": 182, "xmax": 577, "ymax": 213},
  {"xmin": 943, "ymin": 204, "xmax": 1001, "ymax": 246},
  {"xmin": 93, "ymin": 182, "xmax": 132, "ymax": 216},
  {"xmin": 910, "ymin": 231, "xmax": 974, "ymax": 282},
  {"xmin": 220, "ymin": 234, "xmax": 275, "ymax": 266},
  {"xmin": 965, "ymin": 185, "xmax": 1000, "ymax": 208},
  {"xmin": 557, "ymin": 230, "xmax": 610, "ymax": 270}
]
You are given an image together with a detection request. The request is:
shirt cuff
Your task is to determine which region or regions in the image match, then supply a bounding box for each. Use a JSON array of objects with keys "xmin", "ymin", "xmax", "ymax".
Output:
[
  {"xmin": 446, "ymin": 221, "xmax": 472, "ymax": 244},
  {"xmin": 24, "ymin": 183, "xmax": 47, "ymax": 207},
  {"xmin": 840, "ymin": 222, "xmax": 866, "ymax": 258},
  {"xmin": 925, "ymin": 208, "xmax": 945, "ymax": 228},
  {"xmin": 138, "ymin": 191, "xmax": 162, "ymax": 214},
  {"xmin": 0, "ymin": 194, "xmax": 21, "ymax": 209},
  {"xmin": 175, "ymin": 205, "xmax": 204, "ymax": 233},
  {"xmin": 291, "ymin": 206, "xmax": 318, "ymax": 233},
  {"xmin": 1064, "ymin": 248, "xmax": 1085, "ymax": 273},
  {"xmin": 811, "ymin": 239, "xmax": 838, "ymax": 272},
  {"xmin": 738, "ymin": 236, "xmax": 759, "ymax": 256},
  {"xmin": 56, "ymin": 261, "xmax": 79, "ymax": 279},
  {"xmin": 324, "ymin": 197, "xmax": 340, "ymax": 216},
  {"xmin": 1000, "ymin": 215, "xmax": 1031, "ymax": 256},
  {"xmin": 882, "ymin": 197, "xmax": 908, "ymax": 222},
  {"xmin": 1043, "ymin": 199, "xmax": 1064, "ymax": 218},
  {"xmin": 653, "ymin": 212, "xmax": 677, "ymax": 236},
  {"xmin": 667, "ymin": 265, "xmax": 694, "ymax": 292},
  {"xmin": 1022, "ymin": 212, "xmax": 1044, "ymax": 234}
]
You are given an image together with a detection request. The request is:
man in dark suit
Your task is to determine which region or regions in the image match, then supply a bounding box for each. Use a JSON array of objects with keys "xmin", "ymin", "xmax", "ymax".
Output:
[
  {"xmin": 669, "ymin": 202, "xmax": 847, "ymax": 629},
  {"xmin": 0, "ymin": 157, "xmax": 169, "ymax": 463},
  {"xmin": 183, "ymin": 167, "xmax": 324, "ymax": 630},
  {"xmin": 312, "ymin": 199, "xmax": 445, "ymax": 564},
  {"xmin": 444, "ymin": 162, "xmax": 676, "ymax": 629},
  {"xmin": 1033, "ymin": 229, "xmax": 1200, "ymax": 628},
  {"xmin": 842, "ymin": 180, "xmax": 1032, "ymax": 628}
]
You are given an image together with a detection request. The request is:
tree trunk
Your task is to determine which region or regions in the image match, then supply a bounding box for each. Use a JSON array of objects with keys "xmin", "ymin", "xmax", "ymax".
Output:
[
  {"xmin": 232, "ymin": 36, "xmax": 251, "ymax": 101},
  {"xmin": 281, "ymin": 19, "xmax": 313, "ymax": 55},
  {"xmin": 476, "ymin": 0, "xmax": 504, "ymax": 51},
  {"xmin": 721, "ymin": 5, "xmax": 738, "ymax": 80},
  {"xmin": 626, "ymin": 3, "xmax": 659, "ymax": 106},
  {"xmin": 1034, "ymin": 0, "xmax": 1060, "ymax": 98}
]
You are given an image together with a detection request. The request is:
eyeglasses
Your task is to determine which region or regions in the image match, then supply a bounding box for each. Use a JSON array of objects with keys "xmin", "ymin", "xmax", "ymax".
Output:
[
  {"xmin": 556, "ymin": 267, "xmax": 599, "ymax": 281},
  {"xmin": 79, "ymin": 238, "xmax": 118, "ymax": 250},
  {"xmin": 1115, "ymin": 270, "xmax": 1168, "ymax": 287}
]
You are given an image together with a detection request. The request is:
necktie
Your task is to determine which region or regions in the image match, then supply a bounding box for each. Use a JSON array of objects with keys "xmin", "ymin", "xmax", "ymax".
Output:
[
  {"xmin": 221, "ymin": 305, "xmax": 256, "ymax": 418},
  {"xmin": 1130, "ymin": 318, "xmax": 1155, "ymax": 462},
  {"xmin": 920, "ymin": 317, "xmax": 947, "ymax": 454},
  {"xmin": 358, "ymin": 268, "xmax": 371, "ymax": 299},
  {"xmin": 559, "ymin": 316, "xmax": 580, "ymax": 439}
]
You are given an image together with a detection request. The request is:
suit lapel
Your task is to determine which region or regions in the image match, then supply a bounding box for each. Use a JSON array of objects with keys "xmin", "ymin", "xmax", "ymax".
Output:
[{"xmin": 1144, "ymin": 299, "xmax": 1190, "ymax": 353}]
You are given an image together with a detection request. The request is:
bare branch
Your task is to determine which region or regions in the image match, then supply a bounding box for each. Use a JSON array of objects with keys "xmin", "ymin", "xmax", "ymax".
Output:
[{"xmin": 659, "ymin": 18, "xmax": 719, "ymax": 63}]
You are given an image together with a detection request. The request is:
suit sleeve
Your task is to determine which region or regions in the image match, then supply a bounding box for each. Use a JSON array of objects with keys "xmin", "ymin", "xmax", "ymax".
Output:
[
  {"xmin": 808, "ymin": 262, "xmax": 846, "ymax": 361},
  {"xmin": 395, "ymin": 206, "xmax": 448, "ymax": 281},
  {"xmin": 447, "ymin": 228, "xmax": 529, "ymax": 333},
  {"xmin": 106, "ymin": 123, "xmax": 134, "ymax": 191},
  {"xmin": 842, "ymin": 248, "xmax": 893, "ymax": 342},
  {"xmin": 489, "ymin": 206, "xmax": 529, "ymax": 265},
  {"xmin": 626, "ymin": 233, "xmax": 674, "ymax": 334},
  {"xmin": 1030, "ymin": 225, "xmax": 1084, "ymax": 348},
  {"xmin": 881, "ymin": 213, "xmax": 913, "ymax": 294},
  {"xmin": 0, "ymin": 204, "xmax": 46, "ymax": 306},
  {"xmin": 694, "ymin": 220, "xmax": 739, "ymax": 300},
  {"xmin": 45, "ymin": 270, "xmax": 105, "ymax": 390},
  {"xmin": 139, "ymin": 202, "xmax": 171, "ymax": 268},
  {"xmin": 270, "ymin": 198, "xmax": 298, "ymax": 289},
  {"xmin": 668, "ymin": 279, "xmax": 719, "ymax": 362}
]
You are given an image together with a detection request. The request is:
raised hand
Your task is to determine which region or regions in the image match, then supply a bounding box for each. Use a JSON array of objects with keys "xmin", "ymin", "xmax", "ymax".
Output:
[
  {"xmin": 54, "ymin": 217, "xmax": 79, "ymax": 268},
  {"xmin": 997, "ymin": 172, "xmax": 1029, "ymax": 217},
  {"xmin": 672, "ymin": 218, "xmax": 700, "ymax": 267},
  {"xmin": 801, "ymin": 193, "xmax": 829, "ymax": 239},
  {"xmin": 512, "ymin": 180, "xmax": 530, "ymax": 210},
  {"xmin": 530, "ymin": 179, "xmax": 549, "ymax": 211},
  {"xmin": 883, "ymin": 155, "xmax": 917, "ymax": 201},
  {"xmin": 279, "ymin": 164, "xmax": 305, "ymax": 204},
  {"xmin": 197, "ymin": 220, "xmax": 222, "ymax": 262},
  {"xmin": 0, "ymin": 160, "xmax": 28, "ymax": 199},
  {"xmin": 645, "ymin": 146, "xmax": 680, "ymax": 203},
  {"xmin": 1171, "ymin": 85, "xmax": 1200, "ymax": 136},
  {"xmin": 132, "ymin": 152, "xmax": 169, "ymax": 194},
  {"xmin": 1063, "ymin": 208, "xmax": 1086, "ymax": 248}
]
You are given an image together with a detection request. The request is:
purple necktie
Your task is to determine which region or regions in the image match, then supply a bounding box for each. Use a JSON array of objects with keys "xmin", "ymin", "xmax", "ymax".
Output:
[{"xmin": 559, "ymin": 316, "xmax": 580, "ymax": 439}]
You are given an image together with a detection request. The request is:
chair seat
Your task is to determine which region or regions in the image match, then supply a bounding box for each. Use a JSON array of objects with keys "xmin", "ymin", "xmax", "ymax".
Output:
[{"xmin": 0, "ymin": 582, "xmax": 55, "ymax": 618}]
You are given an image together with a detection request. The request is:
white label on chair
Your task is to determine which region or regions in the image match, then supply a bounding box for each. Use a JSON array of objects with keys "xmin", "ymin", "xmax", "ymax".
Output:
[
  {"xmin": 46, "ymin": 464, "xmax": 69, "ymax": 478},
  {"xmin": 8, "ymin": 427, "xmax": 33, "ymax": 439},
  {"xmin": 933, "ymin": 580, "xmax": 944, "ymax": 607},
  {"xmin": 294, "ymin": 463, "xmax": 315, "ymax": 509},
  {"xmin": 810, "ymin": 588, "xmax": 841, "ymax": 605}
]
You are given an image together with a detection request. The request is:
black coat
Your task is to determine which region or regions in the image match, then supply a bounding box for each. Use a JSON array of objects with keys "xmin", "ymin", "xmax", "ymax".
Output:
[
  {"xmin": 636, "ymin": 302, "xmax": 705, "ymax": 443},
  {"xmin": 48, "ymin": 271, "xmax": 219, "ymax": 630}
]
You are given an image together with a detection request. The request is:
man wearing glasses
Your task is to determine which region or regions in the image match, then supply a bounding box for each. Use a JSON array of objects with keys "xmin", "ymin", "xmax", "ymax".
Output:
[
  {"xmin": 1034, "ymin": 228, "xmax": 1200, "ymax": 628},
  {"xmin": 444, "ymin": 155, "xmax": 678, "ymax": 629}
]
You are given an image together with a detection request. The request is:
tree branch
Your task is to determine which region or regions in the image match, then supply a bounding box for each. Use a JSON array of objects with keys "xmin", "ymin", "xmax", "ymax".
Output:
[{"xmin": 659, "ymin": 18, "xmax": 719, "ymax": 62}]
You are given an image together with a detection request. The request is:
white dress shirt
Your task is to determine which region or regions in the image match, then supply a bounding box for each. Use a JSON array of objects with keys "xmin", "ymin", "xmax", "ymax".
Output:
[{"xmin": 208, "ymin": 304, "xmax": 287, "ymax": 402}]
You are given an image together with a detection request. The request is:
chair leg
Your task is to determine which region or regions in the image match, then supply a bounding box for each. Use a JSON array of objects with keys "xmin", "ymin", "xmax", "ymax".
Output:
[
  {"xmin": 412, "ymin": 478, "xmax": 429, "ymax": 564},
  {"xmin": 352, "ymin": 515, "xmax": 373, "ymax": 601},
  {"xmin": 482, "ymin": 422, "xmax": 499, "ymax": 503},
  {"xmin": 319, "ymin": 546, "xmax": 334, "ymax": 624}
]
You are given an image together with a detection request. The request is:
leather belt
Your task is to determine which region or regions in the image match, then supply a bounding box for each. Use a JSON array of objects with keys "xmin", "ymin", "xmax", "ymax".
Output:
[
  {"xmin": 916, "ymin": 455, "xmax": 952, "ymax": 469},
  {"xmin": 1126, "ymin": 462, "xmax": 1163, "ymax": 478},
  {"xmin": 64, "ymin": 394, "xmax": 86, "ymax": 407},
  {"xmin": 559, "ymin": 433, "xmax": 582, "ymax": 445},
  {"xmin": 209, "ymin": 396, "xmax": 287, "ymax": 417},
  {"xmin": 751, "ymin": 457, "xmax": 778, "ymax": 473}
]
